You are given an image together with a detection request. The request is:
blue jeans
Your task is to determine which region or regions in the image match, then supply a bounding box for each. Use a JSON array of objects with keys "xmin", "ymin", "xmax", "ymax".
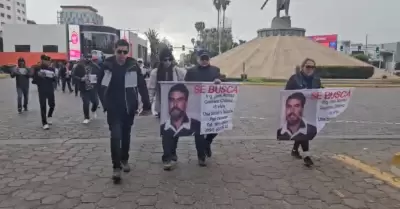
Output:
[{"xmin": 17, "ymin": 87, "xmax": 29, "ymax": 110}]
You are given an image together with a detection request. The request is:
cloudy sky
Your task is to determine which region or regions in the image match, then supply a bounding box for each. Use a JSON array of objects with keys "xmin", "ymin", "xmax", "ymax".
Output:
[{"xmin": 27, "ymin": 0, "xmax": 400, "ymax": 54}]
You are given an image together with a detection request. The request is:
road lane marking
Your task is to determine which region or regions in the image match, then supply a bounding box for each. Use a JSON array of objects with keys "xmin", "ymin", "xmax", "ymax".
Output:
[{"xmin": 332, "ymin": 154, "xmax": 400, "ymax": 188}]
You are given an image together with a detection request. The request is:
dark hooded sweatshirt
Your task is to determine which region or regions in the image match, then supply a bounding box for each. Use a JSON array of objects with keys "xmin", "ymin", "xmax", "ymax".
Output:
[{"xmin": 11, "ymin": 66, "xmax": 30, "ymax": 89}]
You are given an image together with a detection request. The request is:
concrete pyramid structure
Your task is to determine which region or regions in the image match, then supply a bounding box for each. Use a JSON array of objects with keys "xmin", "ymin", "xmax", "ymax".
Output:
[{"xmin": 211, "ymin": 36, "xmax": 371, "ymax": 79}]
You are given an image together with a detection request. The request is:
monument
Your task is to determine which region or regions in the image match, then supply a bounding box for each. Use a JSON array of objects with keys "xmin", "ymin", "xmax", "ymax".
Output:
[{"xmin": 257, "ymin": 0, "xmax": 305, "ymax": 37}]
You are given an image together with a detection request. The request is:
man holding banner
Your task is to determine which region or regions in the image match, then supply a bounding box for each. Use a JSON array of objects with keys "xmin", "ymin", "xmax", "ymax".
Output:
[{"xmin": 184, "ymin": 49, "xmax": 222, "ymax": 167}]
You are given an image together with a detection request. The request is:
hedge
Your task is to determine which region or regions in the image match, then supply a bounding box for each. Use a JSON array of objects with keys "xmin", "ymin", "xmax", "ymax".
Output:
[
  {"xmin": 223, "ymin": 66, "xmax": 375, "ymax": 81},
  {"xmin": 316, "ymin": 66, "xmax": 374, "ymax": 79}
]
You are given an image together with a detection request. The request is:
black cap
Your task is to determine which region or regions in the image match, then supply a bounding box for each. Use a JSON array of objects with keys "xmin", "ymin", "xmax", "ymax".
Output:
[
  {"xmin": 17, "ymin": 57, "xmax": 25, "ymax": 62},
  {"xmin": 197, "ymin": 49, "xmax": 210, "ymax": 57}
]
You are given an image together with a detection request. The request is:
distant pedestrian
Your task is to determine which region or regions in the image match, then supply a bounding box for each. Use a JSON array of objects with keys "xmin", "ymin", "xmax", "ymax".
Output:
[
  {"xmin": 10, "ymin": 57, "xmax": 31, "ymax": 113},
  {"xmin": 32, "ymin": 55, "xmax": 56, "ymax": 130},
  {"xmin": 60, "ymin": 62, "xmax": 73, "ymax": 93}
]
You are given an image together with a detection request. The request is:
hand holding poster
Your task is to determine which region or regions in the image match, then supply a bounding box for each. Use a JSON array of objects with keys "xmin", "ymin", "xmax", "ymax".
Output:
[
  {"xmin": 159, "ymin": 81, "xmax": 239, "ymax": 137},
  {"xmin": 277, "ymin": 88, "xmax": 354, "ymax": 141}
]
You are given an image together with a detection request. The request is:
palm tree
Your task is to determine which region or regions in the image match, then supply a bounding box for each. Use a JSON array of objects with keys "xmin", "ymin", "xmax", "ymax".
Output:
[
  {"xmin": 221, "ymin": 0, "xmax": 230, "ymax": 43},
  {"xmin": 213, "ymin": 0, "xmax": 222, "ymax": 54},
  {"xmin": 144, "ymin": 29, "xmax": 160, "ymax": 66},
  {"xmin": 194, "ymin": 22, "xmax": 205, "ymax": 40}
]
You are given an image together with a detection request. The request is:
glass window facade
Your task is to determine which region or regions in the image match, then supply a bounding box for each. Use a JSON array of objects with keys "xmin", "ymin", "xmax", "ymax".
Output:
[{"xmin": 81, "ymin": 31, "xmax": 118, "ymax": 55}]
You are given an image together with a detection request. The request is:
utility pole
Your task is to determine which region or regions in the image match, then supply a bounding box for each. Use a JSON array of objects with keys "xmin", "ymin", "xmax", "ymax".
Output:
[{"xmin": 365, "ymin": 33, "xmax": 368, "ymax": 54}]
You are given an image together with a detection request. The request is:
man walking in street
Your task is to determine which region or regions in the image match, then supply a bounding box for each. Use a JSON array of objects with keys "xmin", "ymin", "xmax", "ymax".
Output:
[
  {"xmin": 11, "ymin": 57, "xmax": 31, "ymax": 113},
  {"xmin": 184, "ymin": 49, "xmax": 221, "ymax": 166},
  {"xmin": 99, "ymin": 39, "xmax": 151, "ymax": 182},
  {"xmin": 74, "ymin": 55, "xmax": 101, "ymax": 124},
  {"xmin": 32, "ymin": 55, "xmax": 56, "ymax": 130},
  {"xmin": 60, "ymin": 62, "xmax": 74, "ymax": 93}
]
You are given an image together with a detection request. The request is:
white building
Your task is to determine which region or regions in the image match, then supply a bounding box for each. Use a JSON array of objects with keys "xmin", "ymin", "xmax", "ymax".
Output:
[
  {"xmin": 3, "ymin": 24, "xmax": 67, "ymax": 53},
  {"xmin": 0, "ymin": 0, "xmax": 27, "ymax": 32},
  {"xmin": 57, "ymin": 5, "xmax": 103, "ymax": 26},
  {"xmin": 120, "ymin": 30, "xmax": 148, "ymax": 62}
]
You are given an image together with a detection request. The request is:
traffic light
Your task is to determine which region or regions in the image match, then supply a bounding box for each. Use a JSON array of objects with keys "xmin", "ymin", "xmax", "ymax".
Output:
[
  {"xmin": 357, "ymin": 45, "xmax": 361, "ymax": 51},
  {"xmin": 182, "ymin": 45, "xmax": 185, "ymax": 51},
  {"xmin": 340, "ymin": 46, "xmax": 344, "ymax": 51},
  {"xmin": 375, "ymin": 47, "xmax": 379, "ymax": 53}
]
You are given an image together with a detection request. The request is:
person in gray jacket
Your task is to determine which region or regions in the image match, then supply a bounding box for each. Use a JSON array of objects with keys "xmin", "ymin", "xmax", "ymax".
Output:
[
  {"xmin": 148, "ymin": 48, "xmax": 186, "ymax": 170},
  {"xmin": 11, "ymin": 57, "xmax": 31, "ymax": 113}
]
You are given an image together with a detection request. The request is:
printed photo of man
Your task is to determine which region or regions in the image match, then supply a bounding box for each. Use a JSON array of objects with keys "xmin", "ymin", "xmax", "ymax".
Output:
[
  {"xmin": 277, "ymin": 92, "xmax": 317, "ymax": 141},
  {"xmin": 160, "ymin": 83, "xmax": 200, "ymax": 137}
]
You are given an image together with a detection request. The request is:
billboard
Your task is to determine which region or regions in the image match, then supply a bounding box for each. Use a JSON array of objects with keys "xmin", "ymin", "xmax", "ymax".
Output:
[
  {"xmin": 307, "ymin": 34, "xmax": 338, "ymax": 50},
  {"xmin": 68, "ymin": 25, "xmax": 81, "ymax": 60},
  {"xmin": 119, "ymin": 30, "xmax": 133, "ymax": 57}
]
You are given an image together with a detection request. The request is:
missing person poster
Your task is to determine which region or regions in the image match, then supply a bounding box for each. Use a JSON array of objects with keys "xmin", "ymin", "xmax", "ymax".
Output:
[
  {"xmin": 277, "ymin": 88, "xmax": 354, "ymax": 141},
  {"xmin": 159, "ymin": 81, "xmax": 240, "ymax": 137}
]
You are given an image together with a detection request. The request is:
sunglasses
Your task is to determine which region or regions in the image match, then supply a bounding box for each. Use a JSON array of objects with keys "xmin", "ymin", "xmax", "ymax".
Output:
[
  {"xmin": 163, "ymin": 58, "xmax": 173, "ymax": 62},
  {"xmin": 117, "ymin": 50, "xmax": 128, "ymax": 55},
  {"xmin": 305, "ymin": 65, "xmax": 315, "ymax": 69}
]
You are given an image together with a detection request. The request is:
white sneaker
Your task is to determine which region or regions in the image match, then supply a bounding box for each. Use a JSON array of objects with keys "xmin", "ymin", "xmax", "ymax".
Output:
[
  {"xmin": 47, "ymin": 117, "xmax": 52, "ymax": 125},
  {"xmin": 82, "ymin": 119, "xmax": 90, "ymax": 124},
  {"xmin": 92, "ymin": 112, "xmax": 97, "ymax": 119},
  {"xmin": 43, "ymin": 124, "xmax": 50, "ymax": 130}
]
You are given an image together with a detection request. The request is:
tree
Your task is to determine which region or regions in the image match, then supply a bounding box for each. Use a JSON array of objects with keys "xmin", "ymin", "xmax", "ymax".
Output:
[
  {"xmin": 194, "ymin": 22, "xmax": 205, "ymax": 41},
  {"xmin": 191, "ymin": 38, "xmax": 195, "ymax": 47},
  {"xmin": 220, "ymin": 0, "xmax": 230, "ymax": 45},
  {"xmin": 213, "ymin": 0, "xmax": 222, "ymax": 53},
  {"xmin": 144, "ymin": 29, "xmax": 160, "ymax": 66},
  {"xmin": 352, "ymin": 54, "xmax": 369, "ymax": 63}
]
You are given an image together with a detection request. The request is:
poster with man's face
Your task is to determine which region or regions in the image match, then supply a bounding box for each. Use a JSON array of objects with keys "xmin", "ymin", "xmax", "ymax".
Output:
[
  {"xmin": 159, "ymin": 82, "xmax": 201, "ymax": 137},
  {"xmin": 277, "ymin": 91, "xmax": 318, "ymax": 141}
]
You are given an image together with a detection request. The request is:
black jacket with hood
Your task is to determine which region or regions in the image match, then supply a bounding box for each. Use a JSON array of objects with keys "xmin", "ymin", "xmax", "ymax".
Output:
[{"xmin": 98, "ymin": 56, "xmax": 151, "ymax": 117}]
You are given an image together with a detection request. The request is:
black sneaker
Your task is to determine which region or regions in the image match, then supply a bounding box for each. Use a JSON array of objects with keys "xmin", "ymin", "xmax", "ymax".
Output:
[
  {"xmin": 291, "ymin": 150, "xmax": 302, "ymax": 159},
  {"xmin": 171, "ymin": 154, "xmax": 178, "ymax": 162},
  {"xmin": 304, "ymin": 156, "xmax": 314, "ymax": 167},
  {"xmin": 121, "ymin": 161, "xmax": 131, "ymax": 173},
  {"xmin": 23, "ymin": 107, "xmax": 28, "ymax": 111},
  {"xmin": 163, "ymin": 161, "xmax": 173, "ymax": 171},
  {"xmin": 198, "ymin": 159, "xmax": 206, "ymax": 167},
  {"xmin": 112, "ymin": 168, "xmax": 122, "ymax": 181},
  {"xmin": 18, "ymin": 109, "xmax": 22, "ymax": 114}
]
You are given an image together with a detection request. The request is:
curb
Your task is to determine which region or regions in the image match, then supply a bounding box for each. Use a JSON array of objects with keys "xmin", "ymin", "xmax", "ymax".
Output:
[
  {"xmin": 391, "ymin": 153, "xmax": 400, "ymax": 177},
  {"xmin": 0, "ymin": 135, "xmax": 398, "ymax": 145}
]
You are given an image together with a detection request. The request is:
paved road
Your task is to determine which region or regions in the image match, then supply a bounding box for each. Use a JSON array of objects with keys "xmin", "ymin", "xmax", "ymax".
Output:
[
  {"xmin": 0, "ymin": 79, "xmax": 400, "ymax": 140},
  {"xmin": 0, "ymin": 139, "xmax": 399, "ymax": 209},
  {"xmin": 0, "ymin": 79, "xmax": 400, "ymax": 208}
]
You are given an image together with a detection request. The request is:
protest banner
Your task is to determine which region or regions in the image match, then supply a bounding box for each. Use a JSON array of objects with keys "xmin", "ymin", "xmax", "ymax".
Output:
[
  {"xmin": 159, "ymin": 81, "xmax": 239, "ymax": 137},
  {"xmin": 277, "ymin": 88, "xmax": 354, "ymax": 141}
]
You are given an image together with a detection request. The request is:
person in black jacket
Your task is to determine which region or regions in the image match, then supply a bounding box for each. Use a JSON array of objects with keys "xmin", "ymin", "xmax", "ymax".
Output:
[
  {"xmin": 32, "ymin": 55, "xmax": 56, "ymax": 130},
  {"xmin": 74, "ymin": 57, "xmax": 101, "ymax": 124},
  {"xmin": 283, "ymin": 58, "xmax": 322, "ymax": 167},
  {"xmin": 184, "ymin": 49, "xmax": 221, "ymax": 167},
  {"xmin": 59, "ymin": 62, "xmax": 73, "ymax": 93},
  {"xmin": 98, "ymin": 39, "xmax": 151, "ymax": 182},
  {"xmin": 11, "ymin": 57, "xmax": 31, "ymax": 113}
]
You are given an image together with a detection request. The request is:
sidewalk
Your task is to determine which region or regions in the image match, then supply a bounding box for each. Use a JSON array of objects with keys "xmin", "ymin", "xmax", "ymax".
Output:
[{"xmin": 0, "ymin": 139, "xmax": 398, "ymax": 209}]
